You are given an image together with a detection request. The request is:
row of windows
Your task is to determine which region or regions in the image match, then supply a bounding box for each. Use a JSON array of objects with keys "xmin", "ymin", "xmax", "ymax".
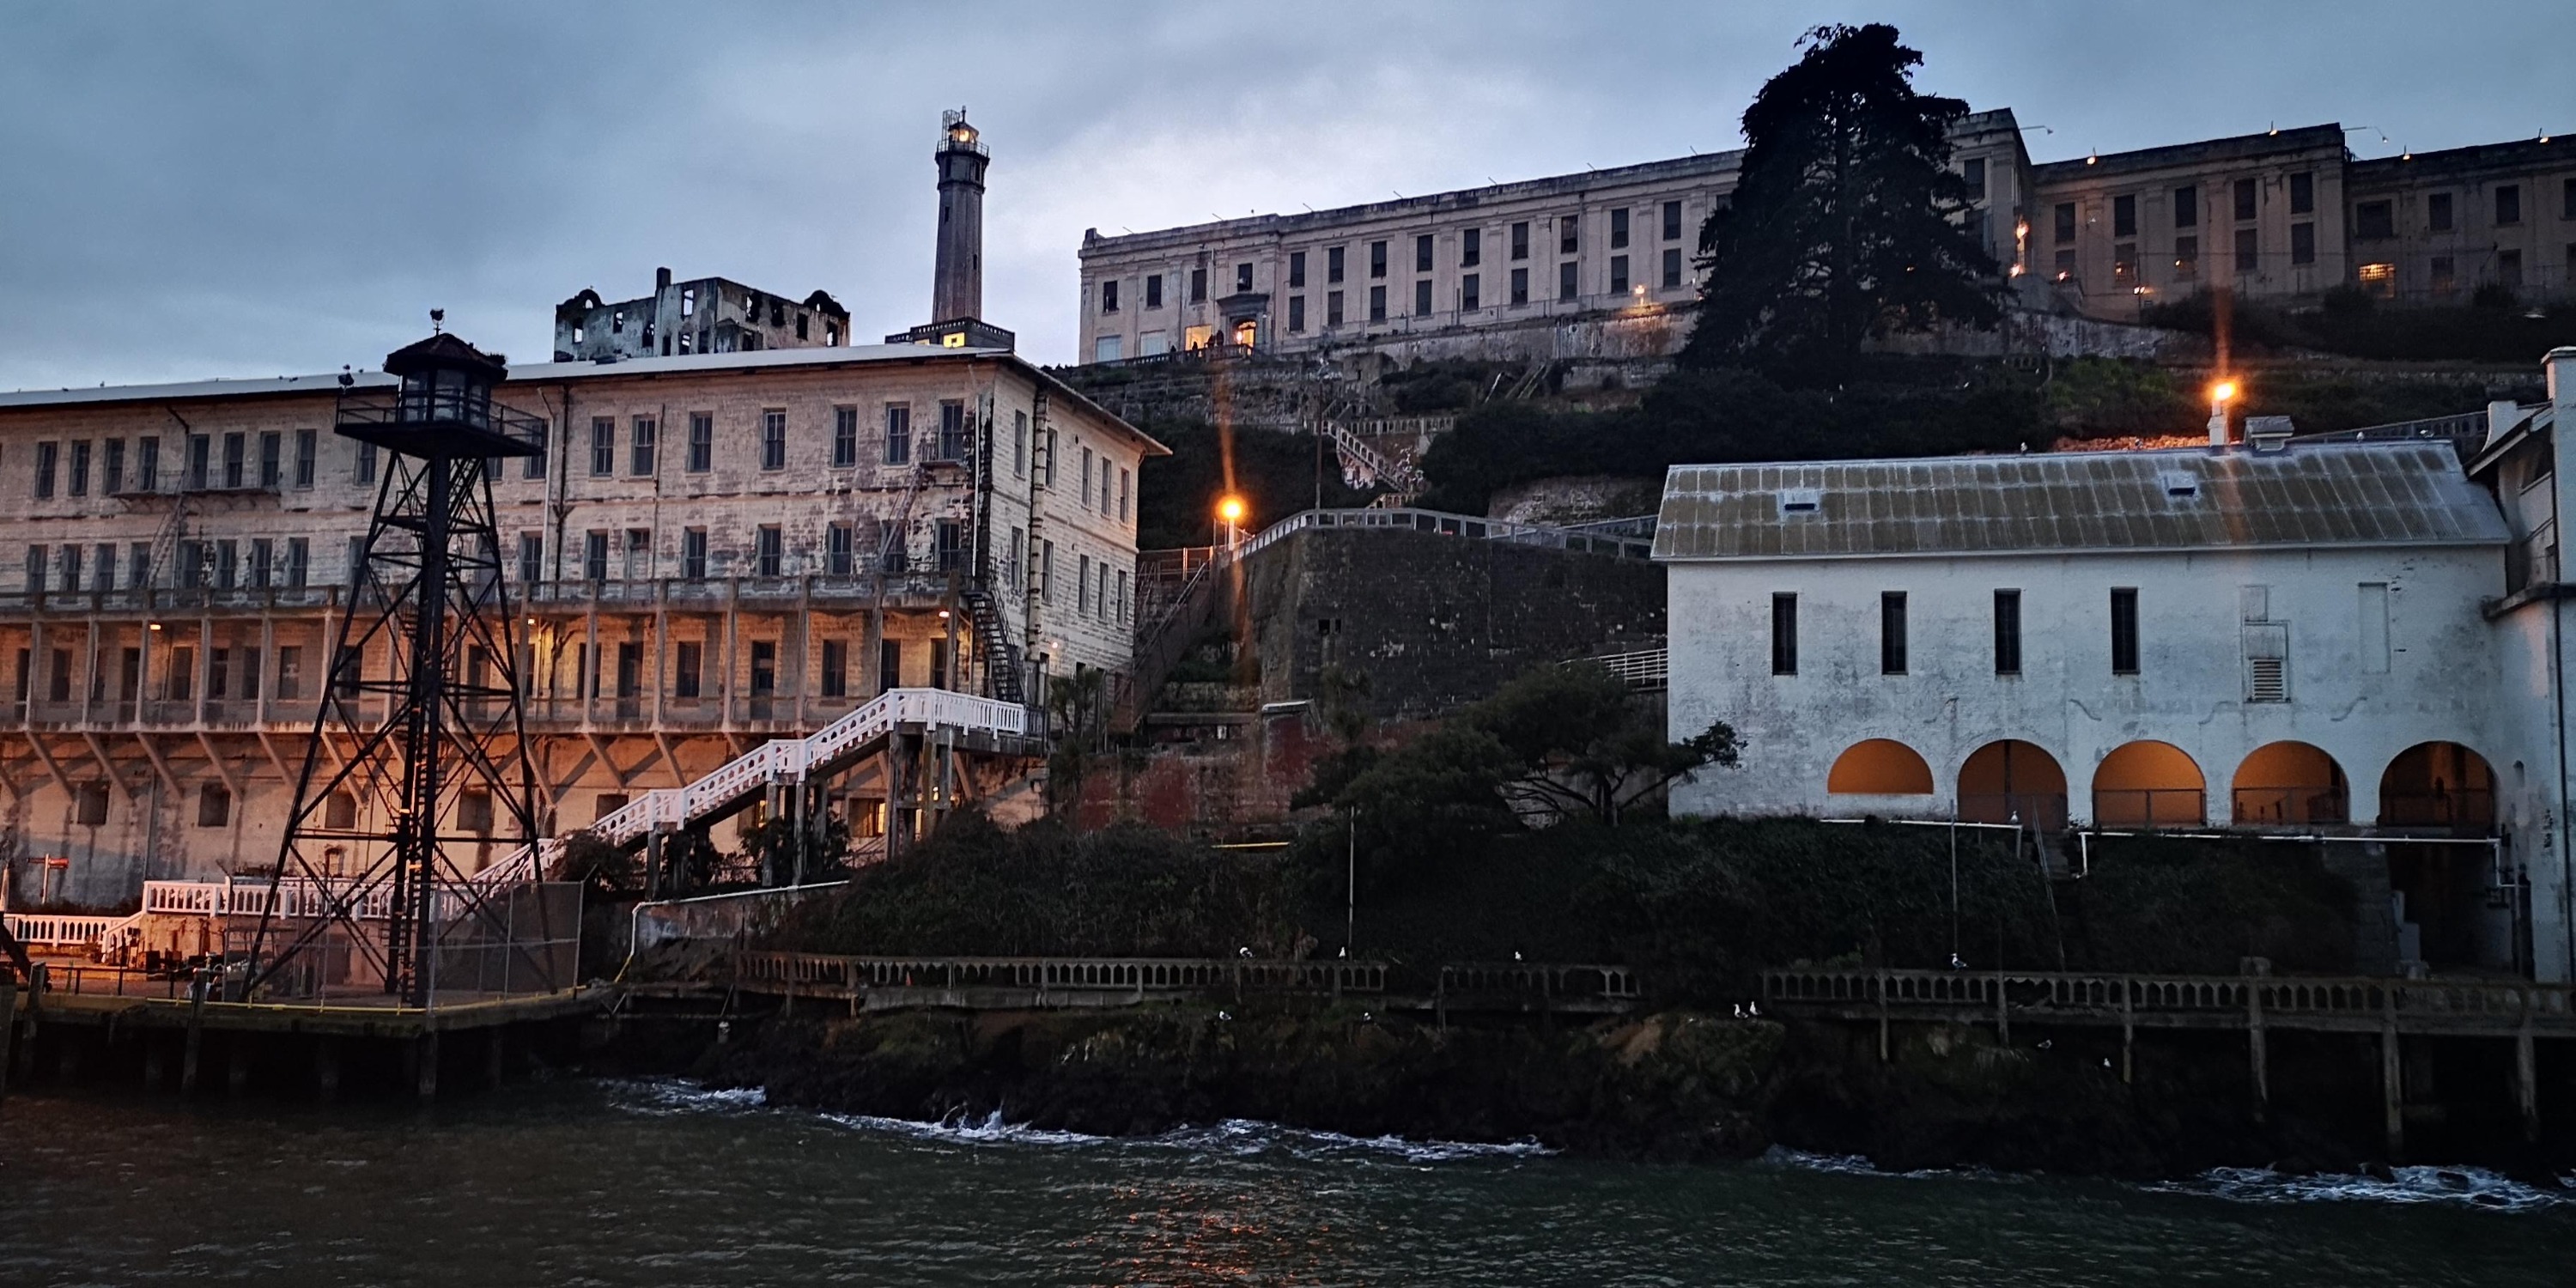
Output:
[
  {"xmin": 541, "ymin": 523, "xmax": 1130, "ymax": 622},
  {"xmin": 13, "ymin": 641, "xmax": 309, "ymax": 710},
  {"xmin": 1766, "ymin": 583, "xmax": 2387, "ymax": 697},
  {"xmin": 2354, "ymin": 179, "xmax": 2576, "ymax": 240},
  {"xmin": 23, "ymin": 538, "xmax": 313, "ymax": 595},
  {"xmin": 1239, "ymin": 250, "xmax": 1693, "ymax": 338},
  {"xmin": 30, "ymin": 430, "xmax": 325, "ymax": 501},
  {"xmin": 1095, "ymin": 200, "xmax": 1701, "ymax": 316}
]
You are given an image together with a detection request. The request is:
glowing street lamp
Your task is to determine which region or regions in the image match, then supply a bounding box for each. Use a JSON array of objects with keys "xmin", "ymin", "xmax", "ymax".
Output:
[
  {"xmin": 2207, "ymin": 378, "xmax": 2239, "ymax": 446},
  {"xmin": 1216, "ymin": 494, "xmax": 1248, "ymax": 548}
]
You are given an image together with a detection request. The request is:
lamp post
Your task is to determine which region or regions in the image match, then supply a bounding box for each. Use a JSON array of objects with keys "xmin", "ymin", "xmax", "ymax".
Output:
[
  {"xmin": 2207, "ymin": 378, "xmax": 2239, "ymax": 447},
  {"xmin": 1216, "ymin": 494, "xmax": 1248, "ymax": 550}
]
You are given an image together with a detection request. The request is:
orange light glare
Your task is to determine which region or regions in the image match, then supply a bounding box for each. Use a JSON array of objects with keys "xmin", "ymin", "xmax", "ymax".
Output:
[
  {"xmin": 1217, "ymin": 496, "xmax": 1247, "ymax": 524},
  {"xmin": 2210, "ymin": 380, "xmax": 2239, "ymax": 404}
]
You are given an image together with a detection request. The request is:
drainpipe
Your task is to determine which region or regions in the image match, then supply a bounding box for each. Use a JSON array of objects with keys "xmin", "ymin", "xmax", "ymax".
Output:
[{"xmin": 2549, "ymin": 347, "xmax": 2576, "ymax": 982}]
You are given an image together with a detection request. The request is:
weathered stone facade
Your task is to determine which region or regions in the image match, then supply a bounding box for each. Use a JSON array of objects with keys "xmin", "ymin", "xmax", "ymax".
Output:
[{"xmin": 0, "ymin": 344, "xmax": 1163, "ymax": 905}]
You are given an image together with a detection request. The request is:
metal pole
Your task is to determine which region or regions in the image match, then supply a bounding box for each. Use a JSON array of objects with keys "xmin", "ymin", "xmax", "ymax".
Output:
[{"xmin": 1346, "ymin": 805, "xmax": 1358, "ymax": 951}]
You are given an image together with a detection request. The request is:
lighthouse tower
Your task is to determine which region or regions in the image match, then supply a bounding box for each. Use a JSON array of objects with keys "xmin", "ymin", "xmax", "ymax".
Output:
[{"xmin": 891, "ymin": 109, "xmax": 1016, "ymax": 350}]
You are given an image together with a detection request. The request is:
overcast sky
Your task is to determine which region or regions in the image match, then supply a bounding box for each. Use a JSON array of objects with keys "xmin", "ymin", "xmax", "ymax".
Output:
[{"xmin": 3, "ymin": 1, "xmax": 2568, "ymax": 388}]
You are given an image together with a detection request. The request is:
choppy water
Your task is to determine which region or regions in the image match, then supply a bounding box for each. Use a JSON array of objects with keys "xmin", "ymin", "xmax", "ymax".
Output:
[{"xmin": 2, "ymin": 1079, "xmax": 2569, "ymax": 1286}]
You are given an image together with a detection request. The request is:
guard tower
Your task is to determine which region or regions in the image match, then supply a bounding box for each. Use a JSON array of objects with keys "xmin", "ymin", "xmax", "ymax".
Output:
[{"xmin": 244, "ymin": 325, "xmax": 561, "ymax": 1006}]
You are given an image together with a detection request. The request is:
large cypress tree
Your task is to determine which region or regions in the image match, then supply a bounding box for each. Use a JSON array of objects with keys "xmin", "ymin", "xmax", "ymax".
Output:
[{"xmin": 1681, "ymin": 24, "xmax": 2002, "ymax": 382}]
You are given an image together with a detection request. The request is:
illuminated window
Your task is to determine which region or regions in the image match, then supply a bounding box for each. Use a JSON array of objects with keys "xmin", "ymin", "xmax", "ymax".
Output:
[{"xmin": 2358, "ymin": 261, "xmax": 2397, "ymax": 299}]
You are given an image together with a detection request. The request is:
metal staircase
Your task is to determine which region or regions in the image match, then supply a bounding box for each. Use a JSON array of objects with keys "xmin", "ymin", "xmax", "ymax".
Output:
[
  {"xmin": 960, "ymin": 587, "xmax": 1024, "ymax": 703},
  {"xmin": 470, "ymin": 687, "xmax": 1036, "ymax": 885}
]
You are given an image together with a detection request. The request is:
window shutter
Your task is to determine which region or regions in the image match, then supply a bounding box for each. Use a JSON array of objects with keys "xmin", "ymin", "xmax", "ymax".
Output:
[{"xmin": 2242, "ymin": 623, "xmax": 2289, "ymax": 702}]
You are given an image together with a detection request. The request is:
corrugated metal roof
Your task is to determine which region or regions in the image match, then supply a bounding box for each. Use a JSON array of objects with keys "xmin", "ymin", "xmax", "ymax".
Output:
[{"xmin": 1652, "ymin": 442, "xmax": 2509, "ymax": 562}]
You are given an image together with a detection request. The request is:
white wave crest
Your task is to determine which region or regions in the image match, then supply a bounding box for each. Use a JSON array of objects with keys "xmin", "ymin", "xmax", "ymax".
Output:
[
  {"xmin": 2160, "ymin": 1165, "xmax": 2573, "ymax": 1212},
  {"xmin": 603, "ymin": 1078, "xmax": 769, "ymax": 1115}
]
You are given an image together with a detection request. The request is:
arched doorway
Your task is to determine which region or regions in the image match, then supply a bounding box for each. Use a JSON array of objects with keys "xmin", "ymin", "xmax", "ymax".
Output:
[
  {"xmin": 2377, "ymin": 742, "xmax": 2496, "ymax": 829},
  {"xmin": 1957, "ymin": 740, "xmax": 2068, "ymax": 830},
  {"xmin": 2231, "ymin": 741, "xmax": 2348, "ymax": 825},
  {"xmin": 2091, "ymin": 740, "xmax": 2206, "ymax": 829},
  {"xmin": 1826, "ymin": 739, "xmax": 1935, "ymax": 795},
  {"xmin": 2376, "ymin": 742, "xmax": 2504, "ymax": 969}
]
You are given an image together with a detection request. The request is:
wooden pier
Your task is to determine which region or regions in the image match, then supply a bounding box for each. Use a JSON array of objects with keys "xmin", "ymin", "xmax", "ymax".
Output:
[{"xmin": 1761, "ymin": 966, "xmax": 2575, "ymax": 1156}]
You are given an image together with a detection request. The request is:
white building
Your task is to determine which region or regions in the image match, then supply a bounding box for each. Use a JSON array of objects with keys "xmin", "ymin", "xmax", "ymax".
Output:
[{"xmin": 1655, "ymin": 349, "xmax": 2576, "ymax": 981}]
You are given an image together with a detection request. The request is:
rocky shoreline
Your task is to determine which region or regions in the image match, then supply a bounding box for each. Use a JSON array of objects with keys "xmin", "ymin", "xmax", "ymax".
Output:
[{"xmin": 668, "ymin": 1002, "xmax": 2575, "ymax": 1184}]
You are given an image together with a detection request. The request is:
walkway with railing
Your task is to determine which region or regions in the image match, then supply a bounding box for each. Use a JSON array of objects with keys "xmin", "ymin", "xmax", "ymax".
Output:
[
  {"xmin": 1762, "ymin": 967, "xmax": 2576, "ymax": 1040},
  {"xmin": 732, "ymin": 951, "xmax": 1639, "ymax": 1014}
]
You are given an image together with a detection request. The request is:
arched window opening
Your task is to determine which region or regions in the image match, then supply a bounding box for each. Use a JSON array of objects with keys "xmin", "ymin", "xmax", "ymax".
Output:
[
  {"xmin": 2092, "ymin": 740, "xmax": 2206, "ymax": 829},
  {"xmin": 2378, "ymin": 742, "xmax": 2495, "ymax": 829},
  {"xmin": 1826, "ymin": 739, "xmax": 1935, "ymax": 795},
  {"xmin": 2232, "ymin": 742, "xmax": 2349, "ymax": 825},
  {"xmin": 1958, "ymin": 740, "xmax": 2069, "ymax": 830}
]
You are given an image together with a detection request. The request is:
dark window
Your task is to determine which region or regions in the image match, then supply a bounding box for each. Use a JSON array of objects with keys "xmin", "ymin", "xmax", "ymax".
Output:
[
  {"xmin": 589, "ymin": 417, "xmax": 615, "ymax": 476},
  {"xmin": 1144, "ymin": 273, "xmax": 1163, "ymax": 307},
  {"xmin": 687, "ymin": 413, "xmax": 713, "ymax": 472},
  {"xmin": 2112, "ymin": 193, "xmax": 2136, "ymax": 238},
  {"xmin": 222, "ymin": 433, "xmax": 244, "ymax": 488},
  {"xmin": 1610, "ymin": 208, "xmax": 1629, "ymax": 248},
  {"xmin": 2289, "ymin": 222, "xmax": 2315, "ymax": 265},
  {"xmin": 2428, "ymin": 191, "xmax": 2455, "ymax": 231},
  {"xmin": 1327, "ymin": 290, "xmax": 1345, "ymax": 326},
  {"xmin": 753, "ymin": 526, "xmax": 781, "ymax": 578},
  {"xmin": 1662, "ymin": 199, "xmax": 1683, "ymax": 240},
  {"xmin": 1880, "ymin": 592, "xmax": 1907, "ymax": 675},
  {"xmin": 1770, "ymin": 593, "xmax": 1797, "ymax": 676},
  {"xmin": 2053, "ymin": 202, "xmax": 2076, "ymax": 244},
  {"xmin": 1994, "ymin": 590, "xmax": 2022, "ymax": 675},
  {"xmin": 32, "ymin": 442, "xmax": 55, "ymax": 499},
  {"xmin": 1288, "ymin": 252, "xmax": 1306, "ymax": 288},
  {"xmin": 1235, "ymin": 262, "xmax": 1252, "ymax": 293},
  {"xmin": 1327, "ymin": 246, "xmax": 1346, "ymax": 283},
  {"xmin": 2288, "ymin": 171, "xmax": 2314, "ymax": 215},
  {"xmin": 2110, "ymin": 588, "xmax": 2140, "ymax": 674},
  {"xmin": 138, "ymin": 436, "xmax": 159, "ymax": 490},
  {"xmin": 1189, "ymin": 267, "xmax": 1207, "ymax": 301},
  {"xmin": 1100, "ymin": 279, "xmax": 1119, "ymax": 313},
  {"xmin": 1510, "ymin": 267, "xmax": 1529, "ymax": 305},
  {"xmin": 2354, "ymin": 200, "xmax": 2395, "ymax": 240},
  {"xmin": 1961, "ymin": 158, "xmax": 1985, "ymax": 200},
  {"xmin": 759, "ymin": 410, "xmax": 787, "ymax": 471},
  {"xmin": 100, "ymin": 438, "xmax": 124, "ymax": 495},
  {"xmin": 1369, "ymin": 240, "xmax": 1388, "ymax": 278},
  {"xmin": 936, "ymin": 400, "xmax": 967, "ymax": 460},
  {"xmin": 1609, "ymin": 255, "xmax": 1629, "ymax": 294},
  {"xmin": 1413, "ymin": 234, "xmax": 1433, "ymax": 273},
  {"xmin": 1368, "ymin": 285, "xmax": 1387, "ymax": 321},
  {"xmin": 583, "ymin": 531, "xmax": 609, "ymax": 581},
  {"xmin": 2496, "ymin": 184, "xmax": 2523, "ymax": 226},
  {"xmin": 832, "ymin": 406, "xmax": 859, "ymax": 467},
  {"xmin": 2233, "ymin": 178, "xmax": 2257, "ymax": 222},
  {"xmin": 630, "ymin": 416, "xmax": 657, "ymax": 475},
  {"xmin": 2235, "ymin": 227, "xmax": 2258, "ymax": 274},
  {"xmin": 186, "ymin": 434, "xmax": 210, "ymax": 489},
  {"xmin": 1413, "ymin": 279, "xmax": 1432, "ymax": 316},
  {"xmin": 826, "ymin": 523, "xmax": 853, "ymax": 576},
  {"xmin": 518, "ymin": 532, "xmax": 542, "ymax": 586},
  {"xmin": 2564, "ymin": 177, "xmax": 2576, "ymax": 220},
  {"xmin": 256, "ymin": 432, "xmax": 280, "ymax": 488},
  {"xmin": 1558, "ymin": 260, "xmax": 1578, "ymax": 301},
  {"xmin": 2172, "ymin": 184, "xmax": 2198, "ymax": 228},
  {"xmin": 2500, "ymin": 248, "xmax": 2524, "ymax": 289},
  {"xmin": 1510, "ymin": 221, "xmax": 1529, "ymax": 260},
  {"xmin": 878, "ymin": 639, "xmax": 901, "ymax": 694},
  {"xmin": 821, "ymin": 640, "xmax": 848, "ymax": 698},
  {"xmin": 935, "ymin": 519, "xmax": 963, "ymax": 572},
  {"xmin": 1558, "ymin": 216, "xmax": 1578, "ymax": 254},
  {"xmin": 674, "ymin": 641, "xmax": 702, "ymax": 698},
  {"xmin": 1461, "ymin": 228, "xmax": 1479, "ymax": 267},
  {"xmin": 1662, "ymin": 247, "xmax": 1683, "ymax": 289},
  {"xmin": 294, "ymin": 428, "xmax": 317, "ymax": 488},
  {"xmin": 2175, "ymin": 234, "xmax": 2198, "ymax": 276},
  {"xmin": 884, "ymin": 405, "xmax": 911, "ymax": 465},
  {"xmin": 1288, "ymin": 295, "xmax": 1305, "ymax": 331},
  {"xmin": 1461, "ymin": 274, "xmax": 1479, "ymax": 311},
  {"xmin": 70, "ymin": 440, "xmax": 92, "ymax": 496},
  {"xmin": 681, "ymin": 529, "xmax": 708, "ymax": 580},
  {"xmin": 197, "ymin": 784, "xmax": 230, "ymax": 829}
]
